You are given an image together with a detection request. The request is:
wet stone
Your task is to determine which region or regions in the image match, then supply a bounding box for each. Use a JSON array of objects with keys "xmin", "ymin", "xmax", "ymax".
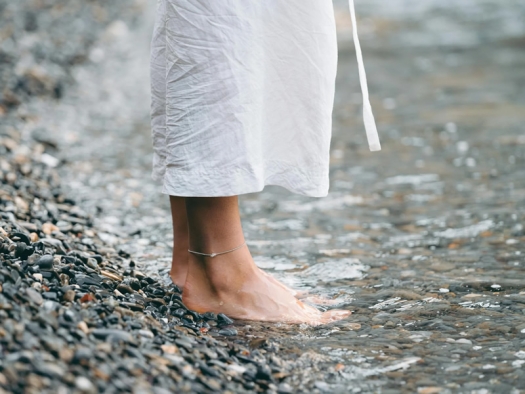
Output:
[
  {"xmin": 34, "ymin": 363, "xmax": 65, "ymax": 379},
  {"xmin": 138, "ymin": 329, "xmax": 154, "ymax": 339},
  {"xmin": 26, "ymin": 287, "xmax": 43, "ymax": 305},
  {"xmin": 174, "ymin": 338, "xmax": 194, "ymax": 351},
  {"xmin": 203, "ymin": 312, "xmax": 217, "ymax": 321},
  {"xmin": 15, "ymin": 242, "xmax": 33, "ymax": 259},
  {"xmin": 384, "ymin": 321, "xmax": 397, "ymax": 329},
  {"xmin": 62, "ymin": 289, "xmax": 75, "ymax": 302},
  {"xmin": 120, "ymin": 302, "xmax": 144, "ymax": 312},
  {"xmin": 37, "ymin": 254, "xmax": 54, "ymax": 269},
  {"xmin": 92, "ymin": 329, "xmax": 133, "ymax": 343},
  {"xmin": 11, "ymin": 232, "xmax": 31, "ymax": 245},
  {"xmin": 42, "ymin": 292, "xmax": 58, "ymax": 301},
  {"xmin": 218, "ymin": 328, "xmax": 238, "ymax": 337},
  {"xmin": 116, "ymin": 284, "xmax": 134, "ymax": 294},
  {"xmin": 75, "ymin": 376, "xmax": 95, "ymax": 392},
  {"xmin": 72, "ymin": 347, "xmax": 93, "ymax": 365},
  {"xmin": 173, "ymin": 308, "xmax": 186, "ymax": 318},
  {"xmin": 217, "ymin": 313, "xmax": 234, "ymax": 326},
  {"xmin": 122, "ymin": 277, "xmax": 141, "ymax": 290}
]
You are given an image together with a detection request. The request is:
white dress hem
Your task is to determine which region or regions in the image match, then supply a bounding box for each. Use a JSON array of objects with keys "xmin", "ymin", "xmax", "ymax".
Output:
[{"xmin": 152, "ymin": 160, "xmax": 329, "ymax": 198}]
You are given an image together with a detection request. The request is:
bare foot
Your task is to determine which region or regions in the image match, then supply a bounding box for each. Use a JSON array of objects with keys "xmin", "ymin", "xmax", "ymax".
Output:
[
  {"xmin": 257, "ymin": 268, "xmax": 298, "ymax": 296},
  {"xmin": 170, "ymin": 245, "xmax": 189, "ymax": 288},
  {"xmin": 168, "ymin": 196, "xmax": 190, "ymax": 288},
  {"xmin": 257, "ymin": 268, "xmax": 341, "ymax": 306},
  {"xmin": 182, "ymin": 248, "xmax": 351, "ymax": 325},
  {"xmin": 298, "ymin": 294, "xmax": 342, "ymax": 306}
]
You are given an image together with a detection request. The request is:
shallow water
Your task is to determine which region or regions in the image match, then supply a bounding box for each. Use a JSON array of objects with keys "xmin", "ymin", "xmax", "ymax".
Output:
[{"xmin": 27, "ymin": 0, "xmax": 525, "ymax": 391}]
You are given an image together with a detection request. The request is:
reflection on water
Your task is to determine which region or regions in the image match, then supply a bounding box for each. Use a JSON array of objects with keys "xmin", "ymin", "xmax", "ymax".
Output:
[
  {"xmin": 433, "ymin": 219, "xmax": 494, "ymax": 239},
  {"xmin": 298, "ymin": 259, "xmax": 367, "ymax": 283}
]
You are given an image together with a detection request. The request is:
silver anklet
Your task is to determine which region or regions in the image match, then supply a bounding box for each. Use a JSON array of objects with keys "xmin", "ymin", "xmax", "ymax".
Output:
[{"xmin": 188, "ymin": 241, "xmax": 246, "ymax": 258}]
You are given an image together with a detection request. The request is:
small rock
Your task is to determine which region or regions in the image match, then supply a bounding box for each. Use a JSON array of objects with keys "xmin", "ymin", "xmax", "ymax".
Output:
[
  {"xmin": 26, "ymin": 287, "xmax": 43, "ymax": 305},
  {"xmin": 256, "ymin": 364, "xmax": 274, "ymax": 382},
  {"xmin": 72, "ymin": 347, "xmax": 93, "ymax": 365},
  {"xmin": 75, "ymin": 376, "xmax": 95, "ymax": 392},
  {"xmin": 120, "ymin": 302, "xmax": 144, "ymax": 311},
  {"xmin": 59, "ymin": 273, "xmax": 70, "ymax": 286},
  {"xmin": 86, "ymin": 257, "xmax": 98, "ymax": 269},
  {"xmin": 80, "ymin": 293, "xmax": 95, "ymax": 303},
  {"xmin": 122, "ymin": 277, "xmax": 141, "ymax": 290},
  {"xmin": 116, "ymin": 284, "xmax": 134, "ymax": 294},
  {"xmin": 10, "ymin": 232, "xmax": 31, "ymax": 245},
  {"xmin": 161, "ymin": 344, "xmax": 179, "ymax": 354},
  {"xmin": 42, "ymin": 292, "xmax": 58, "ymax": 301},
  {"xmin": 217, "ymin": 313, "xmax": 234, "ymax": 325},
  {"xmin": 37, "ymin": 254, "xmax": 54, "ymax": 269},
  {"xmin": 100, "ymin": 270, "xmax": 122, "ymax": 281},
  {"xmin": 92, "ymin": 328, "xmax": 133, "ymax": 343},
  {"xmin": 314, "ymin": 381, "xmax": 330, "ymax": 391},
  {"xmin": 203, "ymin": 312, "xmax": 217, "ymax": 320},
  {"xmin": 59, "ymin": 348, "xmax": 74, "ymax": 363},
  {"xmin": 342, "ymin": 322, "xmax": 361, "ymax": 331},
  {"xmin": 227, "ymin": 364, "xmax": 246, "ymax": 375},
  {"xmin": 77, "ymin": 321, "xmax": 89, "ymax": 334},
  {"xmin": 138, "ymin": 329, "xmax": 154, "ymax": 339},
  {"xmin": 417, "ymin": 388, "xmax": 444, "ymax": 394},
  {"xmin": 249, "ymin": 338, "xmax": 267, "ymax": 349},
  {"xmin": 218, "ymin": 328, "xmax": 238, "ymax": 336},
  {"xmin": 42, "ymin": 223, "xmax": 59, "ymax": 235},
  {"xmin": 63, "ymin": 289, "xmax": 75, "ymax": 302},
  {"xmin": 277, "ymin": 383, "xmax": 293, "ymax": 394},
  {"xmin": 384, "ymin": 321, "xmax": 396, "ymax": 329},
  {"xmin": 40, "ymin": 153, "xmax": 59, "ymax": 167},
  {"xmin": 56, "ymin": 220, "xmax": 72, "ymax": 233}
]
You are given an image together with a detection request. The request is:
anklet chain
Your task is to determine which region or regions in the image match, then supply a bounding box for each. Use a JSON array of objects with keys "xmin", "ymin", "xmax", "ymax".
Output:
[{"xmin": 188, "ymin": 241, "xmax": 246, "ymax": 258}]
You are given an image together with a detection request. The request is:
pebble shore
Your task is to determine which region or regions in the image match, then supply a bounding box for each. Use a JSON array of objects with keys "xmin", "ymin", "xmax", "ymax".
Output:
[
  {"xmin": 0, "ymin": 144, "xmax": 295, "ymax": 394},
  {"xmin": 0, "ymin": 1, "xmax": 295, "ymax": 393}
]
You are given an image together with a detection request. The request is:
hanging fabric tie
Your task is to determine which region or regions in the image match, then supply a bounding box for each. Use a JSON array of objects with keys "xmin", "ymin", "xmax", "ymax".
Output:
[{"xmin": 348, "ymin": 0, "xmax": 381, "ymax": 151}]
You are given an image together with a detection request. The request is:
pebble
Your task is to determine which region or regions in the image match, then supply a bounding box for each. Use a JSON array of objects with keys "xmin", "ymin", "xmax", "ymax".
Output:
[
  {"xmin": 77, "ymin": 321, "xmax": 89, "ymax": 334},
  {"xmin": 314, "ymin": 381, "xmax": 330, "ymax": 391},
  {"xmin": 384, "ymin": 321, "xmax": 396, "ymax": 329},
  {"xmin": 73, "ymin": 348, "xmax": 93, "ymax": 365},
  {"xmin": 63, "ymin": 289, "xmax": 76, "ymax": 302},
  {"xmin": 26, "ymin": 288, "xmax": 43, "ymax": 305},
  {"xmin": 417, "ymin": 388, "xmax": 443, "ymax": 394},
  {"xmin": 278, "ymin": 382, "xmax": 294, "ymax": 393},
  {"xmin": 36, "ymin": 254, "xmax": 54, "ymax": 269},
  {"xmin": 138, "ymin": 329, "xmax": 154, "ymax": 339},
  {"xmin": 217, "ymin": 313, "xmax": 234, "ymax": 326},
  {"xmin": 218, "ymin": 328, "xmax": 238, "ymax": 336},
  {"xmin": 92, "ymin": 329, "xmax": 133, "ymax": 343},
  {"xmin": 75, "ymin": 376, "xmax": 95, "ymax": 392}
]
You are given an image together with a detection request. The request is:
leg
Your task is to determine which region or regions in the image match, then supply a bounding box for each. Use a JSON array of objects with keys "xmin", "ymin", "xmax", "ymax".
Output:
[
  {"xmin": 169, "ymin": 196, "xmax": 190, "ymax": 287},
  {"xmin": 182, "ymin": 196, "xmax": 350, "ymax": 324}
]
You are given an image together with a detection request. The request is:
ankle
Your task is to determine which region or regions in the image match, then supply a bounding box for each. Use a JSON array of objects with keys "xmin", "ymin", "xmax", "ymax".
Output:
[{"xmin": 188, "ymin": 252, "xmax": 256, "ymax": 291}]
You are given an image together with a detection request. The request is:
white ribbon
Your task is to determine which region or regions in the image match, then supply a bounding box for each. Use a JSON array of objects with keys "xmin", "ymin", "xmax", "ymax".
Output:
[{"xmin": 348, "ymin": 0, "xmax": 381, "ymax": 151}]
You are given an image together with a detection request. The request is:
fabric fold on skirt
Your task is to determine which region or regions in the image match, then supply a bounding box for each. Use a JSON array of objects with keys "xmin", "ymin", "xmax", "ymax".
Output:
[{"xmin": 150, "ymin": 0, "xmax": 338, "ymax": 197}]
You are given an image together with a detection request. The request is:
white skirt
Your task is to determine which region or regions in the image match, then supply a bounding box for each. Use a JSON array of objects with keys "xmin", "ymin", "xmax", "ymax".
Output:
[{"xmin": 150, "ymin": 0, "xmax": 379, "ymax": 198}]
